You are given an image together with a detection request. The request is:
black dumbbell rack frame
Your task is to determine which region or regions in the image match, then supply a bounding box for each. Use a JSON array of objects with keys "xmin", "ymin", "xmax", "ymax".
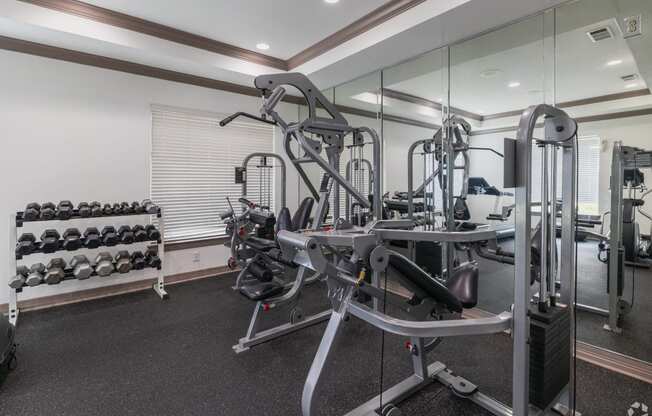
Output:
[{"xmin": 7, "ymin": 205, "xmax": 168, "ymax": 326}]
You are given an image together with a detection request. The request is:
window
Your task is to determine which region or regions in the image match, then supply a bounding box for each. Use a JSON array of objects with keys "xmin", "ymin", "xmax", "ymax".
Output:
[
  {"xmin": 576, "ymin": 136, "xmax": 601, "ymax": 215},
  {"xmin": 151, "ymin": 105, "xmax": 275, "ymax": 241}
]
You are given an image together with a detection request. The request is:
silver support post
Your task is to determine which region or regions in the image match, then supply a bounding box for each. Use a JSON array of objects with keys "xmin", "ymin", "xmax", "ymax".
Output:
[
  {"xmin": 513, "ymin": 111, "xmax": 534, "ymax": 416},
  {"xmin": 540, "ymin": 144, "xmax": 549, "ymax": 312},
  {"xmin": 550, "ymin": 146, "xmax": 558, "ymax": 305},
  {"xmin": 302, "ymin": 290, "xmax": 352, "ymax": 416},
  {"xmin": 8, "ymin": 214, "xmax": 19, "ymax": 325},
  {"xmin": 606, "ymin": 142, "xmax": 624, "ymax": 333},
  {"xmin": 153, "ymin": 208, "xmax": 168, "ymax": 299},
  {"xmin": 560, "ymin": 139, "xmax": 577, "ymax": 413}
]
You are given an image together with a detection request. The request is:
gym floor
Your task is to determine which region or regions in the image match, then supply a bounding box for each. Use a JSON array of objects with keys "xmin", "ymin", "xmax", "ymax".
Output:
[
  {"xmin": 0, "ymin": 273, "xmax": 650, "ymax": 416},
  {"xmin": 477, "ymin": 239, "xmax": 652, "ymax": 362}
]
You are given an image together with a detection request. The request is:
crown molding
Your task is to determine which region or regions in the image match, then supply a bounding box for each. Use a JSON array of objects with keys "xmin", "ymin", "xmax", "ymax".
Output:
[{"xmin": 18, "ymin": 0, "xmax": 428, "ymax": 71}]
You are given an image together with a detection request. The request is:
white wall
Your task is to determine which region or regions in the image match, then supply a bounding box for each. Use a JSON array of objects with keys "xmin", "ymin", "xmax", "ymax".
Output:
[{"xmin": 0, "ymin": 50, "xmax": 299, "ymax": 305}]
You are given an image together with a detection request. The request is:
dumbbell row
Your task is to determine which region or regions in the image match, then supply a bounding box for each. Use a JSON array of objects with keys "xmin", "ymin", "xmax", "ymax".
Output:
[
  {"xmin": 16, "ymin": 225, "xmax": 161, "ymax": 258},
  {"xmin": 18, "ymin": 199, "xmax": 159, "ymax": 224},
  {"xmin": 9, "ymin": 249, "xmax": 162, "ymax": 289}
]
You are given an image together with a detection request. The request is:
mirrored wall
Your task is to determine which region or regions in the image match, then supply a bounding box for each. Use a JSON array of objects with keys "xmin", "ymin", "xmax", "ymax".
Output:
[{"xmin": 327, "ymin": 0, "xmax": 651, "ymax": 363}]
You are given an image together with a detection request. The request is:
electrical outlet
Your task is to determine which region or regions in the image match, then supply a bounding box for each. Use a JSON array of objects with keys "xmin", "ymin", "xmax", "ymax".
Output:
[
  {"xmin": 192, "ymin": 252, "xmax": 200, "ymax": 263},
  {"xmin": 623, "ymin": 15, "xmax": 642, "ymax": 38}
]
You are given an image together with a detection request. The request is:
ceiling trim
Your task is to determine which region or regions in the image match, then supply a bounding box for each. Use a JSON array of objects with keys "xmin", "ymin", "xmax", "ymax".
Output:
[
  {"xmin": 470, "ymin": 107, "xmax": 652, "ymax": 136},
  {"xmin": 17, "ymin": 0, "xmax": 429, "ymax": 72},
  {"xmin": 17, "ymin": 0, "xmax": 288, "ymax": 70},
  {"xmin": 383, "ymin": 88, "xmax": 483, "ymax": 121},
  {"xmin": 0, "ymin": 34, "xmax": 264, "ymax": 94},
  {"xmin": 286, "ymin": 0, "xmax": 427, "ymax": 70},
  {"xmin": 482, "ymin": 89, "xmax": 652, "ymax": 121},
  {"xmin": 0, "ymin": 35, "xmax": 436, "ymax": 131}
]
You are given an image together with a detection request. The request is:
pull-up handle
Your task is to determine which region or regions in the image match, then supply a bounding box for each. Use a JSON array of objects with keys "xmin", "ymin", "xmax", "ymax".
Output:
[
  {"xmin": 219, "ymin": 112, "xmax": 277, "ymax": 127},
  {"xmin": 468, "ymin": 147, "xmax": 504, "ymax": 158}
]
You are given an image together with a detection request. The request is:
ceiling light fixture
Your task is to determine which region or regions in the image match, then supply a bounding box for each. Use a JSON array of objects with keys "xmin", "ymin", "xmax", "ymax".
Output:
[
  {"xmin": 606, "ymin": 59, "xmax": 623, "ymax": 66},
  {"xmin": 508, "ymin": 81, "xmax": 521, "ymax": 88},
  {"xmin": 256, "ymin": 43, "xmax": 270, "ymax": 51},
  {"xmin": 624, "ymin": 83, "xmax": 638, "ymax": 89},
  {"xmin": 324, "ymin": 0, "xmax": 339, "ymax": 3}
]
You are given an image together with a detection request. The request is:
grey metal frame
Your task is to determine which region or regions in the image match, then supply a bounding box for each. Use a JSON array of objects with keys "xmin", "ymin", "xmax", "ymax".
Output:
[
  {"xmin": 599, "ymin": 142, "xmax": 652, "ymax": 333},
  {"xmin": 277, "ymin": 105, "xmax": 579, "ymax": 416},
  {"xmin": 345, "ymin": 157, "xmax": 373, "ymax": 222},
  {"xmin": 240, "ymin": 152, "xmax": 286, "ymax": 209},
  {"xmin": 225, "ymin": 73, "xmax": 385, "ymax": 353}
]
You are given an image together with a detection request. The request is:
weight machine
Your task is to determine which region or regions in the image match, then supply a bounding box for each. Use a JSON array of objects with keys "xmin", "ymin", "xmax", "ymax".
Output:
[
  {"xmin": 219, "ymin": 73, "xmax": 382, "ymax": 352},
  {"xmin": 593, "ymin": 142, "xmax": 652, "ymax": 333},
  {"xmin": 277, "ymin": 104, "xmax": 580, "ymax": 416}
]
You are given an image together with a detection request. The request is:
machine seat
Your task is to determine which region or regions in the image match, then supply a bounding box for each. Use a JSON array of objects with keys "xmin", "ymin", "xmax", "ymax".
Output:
[
  {"xmin": 291, "ymin": 197, "xmax": 315, "ymax": 230},
  {"xmin": 239, "ymin": 282, "xmax": 284, "ymax": 301},
  {"xmin": 445, "ymin": 264, "xmax": 479, "ymax": 309},
  {"xmin": 387, "ymin": 251, "xmax": 464, "ymax": 313}
]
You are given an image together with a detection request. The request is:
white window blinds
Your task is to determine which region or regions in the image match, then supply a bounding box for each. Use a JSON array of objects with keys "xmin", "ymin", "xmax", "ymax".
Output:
[
  {"xmin": 151, "ymin": 105, "xmax": 275, "ymax": 242},
  {"xmin": 576, "ymin": 136, "xmax": 601, "ymax": 215}
]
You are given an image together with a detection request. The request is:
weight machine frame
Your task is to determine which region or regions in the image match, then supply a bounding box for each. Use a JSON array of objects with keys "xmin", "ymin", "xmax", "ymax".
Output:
[
  {"xmin": 221, "ymin": 73, "xmax": 383, "ymax": 352},
  {"xmin": 277, "ymin": 104, "xmax": 579, "ymax": 416}
]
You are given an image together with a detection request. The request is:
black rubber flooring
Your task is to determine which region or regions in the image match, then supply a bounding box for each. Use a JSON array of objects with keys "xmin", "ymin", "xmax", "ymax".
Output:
[
  {"xmin": 475, "ymin": 239, "xmax": 652, "ymax": 362},
  {"xmin": 0, "ymin": 274, "xmax": 649, "ymax": 416}
]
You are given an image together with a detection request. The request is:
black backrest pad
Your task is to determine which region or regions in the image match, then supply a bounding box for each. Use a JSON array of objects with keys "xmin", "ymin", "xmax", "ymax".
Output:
[
  {"xmin": 276, "ymin": 208, "xmax": 293, "ymax": 233},
  {"xmin": 292, "ymin": 197, "xmax": 314, "ymax": 230},
  {"xmin": 445, "ymin": 264, "xmax": 479, "ymax": 309},
  {"xmin": 387, "ymin": 251, "xmax": 463, "ymax": 313}
]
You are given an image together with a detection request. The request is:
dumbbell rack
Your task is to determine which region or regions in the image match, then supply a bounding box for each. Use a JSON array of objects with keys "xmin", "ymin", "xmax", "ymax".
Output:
[{"xmin": 6, "ymin": 205, "xmax": 168, "ymax": 326}]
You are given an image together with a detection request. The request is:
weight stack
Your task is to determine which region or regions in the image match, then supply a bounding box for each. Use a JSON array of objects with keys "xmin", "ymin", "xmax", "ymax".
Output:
[{"xmin": 529, "ymin": 304, "xmax": 571, "ymax": 409}]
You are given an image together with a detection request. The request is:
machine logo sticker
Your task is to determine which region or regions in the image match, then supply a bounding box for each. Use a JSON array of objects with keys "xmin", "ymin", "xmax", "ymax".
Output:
[{"xmin": 627, "ymin": 402, "xmax": 649, "ymax": 416}]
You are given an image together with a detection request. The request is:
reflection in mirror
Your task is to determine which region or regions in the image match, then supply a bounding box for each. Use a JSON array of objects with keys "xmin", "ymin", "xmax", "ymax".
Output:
[
  {"xmin": 332, "ymin": 72, "xmax": 381, "ymax": 225},
  {"xmin": 380, "ymin": 48, "xmax": 448, "ymax": 279},
  {"xmin": 449, "ymin": 15, "xmax": 548, "ymax": 315},
  {"xmin": 556, "ymin": 0, "xmax": 652, "ymax": 363}
]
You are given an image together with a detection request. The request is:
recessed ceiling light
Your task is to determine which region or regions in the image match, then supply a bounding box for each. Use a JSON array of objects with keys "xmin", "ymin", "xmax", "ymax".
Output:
[
  {"xmin": 324, "ymin": 0, "xmax": 339, "ymax": 3},
  {"xmin": 437, "ymin": 98, "xmax": 443, "ymax": 103},
  {"xmin": 508, "ymin": 81, "xmax": 521, "ymax": 88},
  {"xmin": 624, "ymin": 83, "xmax": 638, "ymax": 89},
  {"xmin": 606, "ymin": 59, "xmax": 623, "ymax": 66},
  {"xmin": 480, "ymin": 69, "xmax": 503, "ymax": 79},
  {"xmin": 256, "ymin": 43, "xmax": 270, "ymax": 51}
]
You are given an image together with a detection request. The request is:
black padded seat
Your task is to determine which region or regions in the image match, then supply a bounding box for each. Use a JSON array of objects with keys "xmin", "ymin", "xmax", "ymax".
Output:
[
  {"xmin": 245, "ymin": 236, "xmax": 278, "ymax": 251},
  {"xmin": 387, "ymin": 251, "xmax": 463, "ymax": 313},
  {"xmin": 276, "ymin": 207, "xmax": 292, "ymax": 233},
  {"xmin": 453, "ymin": 198, "xmax": 471, "ymax": 221},
  {"xmin": 239, "ymin": 282, "xmax": 284, "ymax": 301},
  {"xmin": 291, "ymin": 197, "xmax": 314, "ymax": 231},
  {"xmin": 445, "ymin": 264, "xmax": 479, "ymax": 309}
]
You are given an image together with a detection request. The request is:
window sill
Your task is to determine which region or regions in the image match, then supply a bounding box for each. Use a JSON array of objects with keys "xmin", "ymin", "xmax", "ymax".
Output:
[{"xmin": 149, "ymin": 236, "xmax": 230, "ymax": 252}]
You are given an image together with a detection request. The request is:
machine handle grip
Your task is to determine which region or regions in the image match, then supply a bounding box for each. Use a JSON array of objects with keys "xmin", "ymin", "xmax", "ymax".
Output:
[
  {"xmin": 219, "ymin": 112, "xmax": 277, "ymax": 127},
  {"xmin": 238, "ymin": 198, "xmax": 255, "ymax": 208}
]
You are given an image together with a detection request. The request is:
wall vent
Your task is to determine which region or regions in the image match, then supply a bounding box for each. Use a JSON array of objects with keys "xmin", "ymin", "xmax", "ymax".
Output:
[
  {"xmin": 621, "ymin": 74, "xmax": 639, "ymax": 82},
  {"xmin": 587, "ymin": 26, "xmax": 614, "ymax": 42}
]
